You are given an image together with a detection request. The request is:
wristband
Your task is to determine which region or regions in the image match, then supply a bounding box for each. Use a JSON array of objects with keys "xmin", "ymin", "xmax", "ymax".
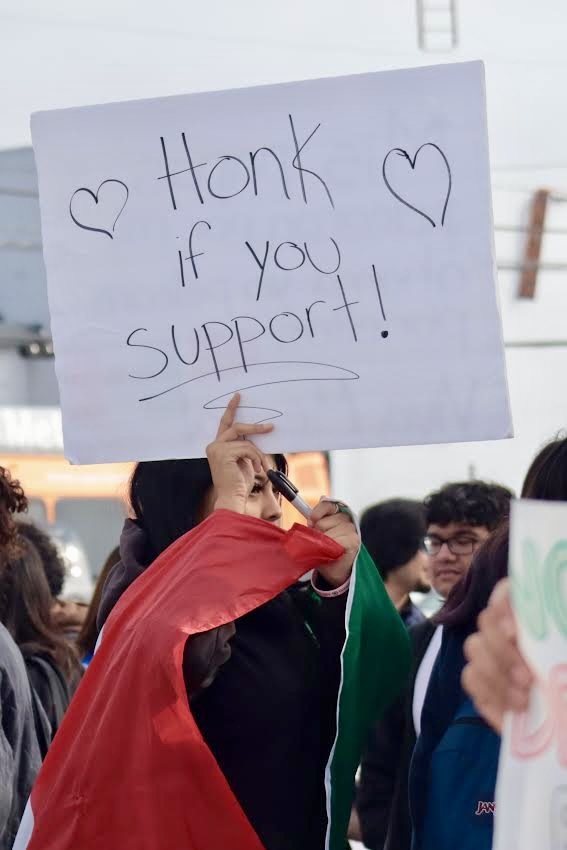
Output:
[{"xmin": 311, "ymin": 573, "xmax": 351, "ymax": 598}]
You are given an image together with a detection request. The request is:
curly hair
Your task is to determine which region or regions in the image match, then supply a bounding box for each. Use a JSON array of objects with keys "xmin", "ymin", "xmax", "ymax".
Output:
[
  {"xmin": 0, "ymin": 466, "xmax": 28, "ymax": 552},
  {"xmin": 424, "ymin": 481, "xmax": 513, "ymax": 531},
  {"xmin": 17, "ymin": 521, "xmax": 66, "ymax": 598}
]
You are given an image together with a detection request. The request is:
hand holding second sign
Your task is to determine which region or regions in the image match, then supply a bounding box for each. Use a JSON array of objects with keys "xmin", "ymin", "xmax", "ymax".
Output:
[{"xmin": 207, "ymin": 393, "xmax": 274, "ymax": 515}]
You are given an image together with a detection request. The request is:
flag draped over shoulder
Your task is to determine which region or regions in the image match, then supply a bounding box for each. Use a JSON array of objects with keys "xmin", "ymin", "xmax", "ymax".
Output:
[{"xmin": 15, "ymin": 509, "xmax": 409, "ymax": 850}]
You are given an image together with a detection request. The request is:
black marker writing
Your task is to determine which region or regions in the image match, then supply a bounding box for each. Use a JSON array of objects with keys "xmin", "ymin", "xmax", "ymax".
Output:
[
  {"xmin": 245, "ymin": 240, "xmax": 270, "ymax": 301},
  {"xmin": 245, "ymin": 236, "xmax": 342, "ymax": 301},
  {"xmin": 158, "ymin": 133, "xmax": 207, "ymax": 211},
  {"xmin": 69, "ymin": 179, "xmax": 129, "ymax": 240},
  {"xmin": 274, "ymin": 242, "xmax": 305, "ymax": 271},
  {"xmin": 289, "ymin": 114, "xmax": 335, "ymax": 209},
  {"xmin": 158, "ymin": 121, "xmax": 321, "ymax": 210},
  {"xmin": 305, "ymin": 300, "xmax": 326, "ymax": 337},
  {"xmin": 249, "ymin": 147, "xmax": 290, "ymax": 199},
  {"xmin": 382, "ymin": 142, "xmax": 452, "ymax": 228},
  {"xmin": 171, "ymin": 325, "xmax": 200, "ymax": 366},
  {"xmin": 138, "ymin": 360, "xmax": 359, "ymax": 409},
  {"xmin": 333, "ymin": 275, "xmax": 359, "ymax": 342},
  {"xmin": 232, "ymin": 316, "xmax": 266, "ymax": 374},
  {"xmin": 178, "ymin": 250, "xmax": 186, "ymax": 287},
  {"xmin": 304, "ymin": 237, "xmax": 341, "ymax": 274},
  {"xmin": 269, "ymin": 312, "xmax": 305, "ymax": 344},
  {"xmin": 126, "ymin": 328, "xmax": 169, "ymax": 379},
  {"xmin": 372, "ymin": 265, "xmax": 389, "ymax": 339},
  {"xmin": 186, "ymin": 220, "xmax": 212, "ymax": 280},
  {"xmin": 208, "ymin": 156, "xmax": 251, "ymax": 199},
  {"xmin": 201, "ymin": 321, "xmax": 234, "ymax": 381}
]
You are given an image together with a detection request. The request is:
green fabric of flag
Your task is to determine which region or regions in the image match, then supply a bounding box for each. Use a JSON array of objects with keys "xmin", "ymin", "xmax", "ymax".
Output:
[{"xmin": 325, "ymin": 544, "xmax": 411, "ymax": 850}]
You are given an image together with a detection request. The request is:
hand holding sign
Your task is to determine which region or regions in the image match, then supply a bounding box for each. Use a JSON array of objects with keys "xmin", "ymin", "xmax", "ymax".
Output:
[
  {"xmin": 494, "ymin": 500, "xmax": 567, "ymax": 850},
  {"xmin": 207, "ymin": 392, "xmax": 273, "ymax": 514},
  {"xmin": 463, "ymin": 578, "xmax": 534, "ymax": 733}
]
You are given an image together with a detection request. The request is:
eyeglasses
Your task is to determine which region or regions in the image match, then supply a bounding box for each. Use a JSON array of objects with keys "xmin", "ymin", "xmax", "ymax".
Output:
[{"xmin": 422, "ymin": 534, "xmax": 480, "ymax": 556}]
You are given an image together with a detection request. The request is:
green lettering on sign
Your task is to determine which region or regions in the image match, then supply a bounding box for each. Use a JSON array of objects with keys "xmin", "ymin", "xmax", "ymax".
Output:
[
  {"xmin": 512, "ymin": 538, "xmax": 547, "ymax": 640},
  {"xmin": 544, "ymin": 540, "xmax": 567, "ymax": 639}
]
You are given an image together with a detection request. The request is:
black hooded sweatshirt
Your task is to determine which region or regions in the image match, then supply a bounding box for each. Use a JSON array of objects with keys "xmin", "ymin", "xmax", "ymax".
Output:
[{"xmin": 97, "ymin": 519, "xmax": 348, "ymax": 850}]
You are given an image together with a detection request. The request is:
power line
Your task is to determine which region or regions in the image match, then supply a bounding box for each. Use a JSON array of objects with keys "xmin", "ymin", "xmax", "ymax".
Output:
[
  {"xmin": 505, "ymin": 340, "xmax": 567, "ymax": 349},
  {"xmin": 492, "ymin": 163, "xmax": 567, "ymax": 173}
]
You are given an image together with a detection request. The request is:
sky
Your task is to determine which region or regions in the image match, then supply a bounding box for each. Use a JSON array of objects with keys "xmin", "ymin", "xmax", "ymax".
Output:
[{"xmin": 2, "ymin": 0, "xmax": 567, "ymax": 177}]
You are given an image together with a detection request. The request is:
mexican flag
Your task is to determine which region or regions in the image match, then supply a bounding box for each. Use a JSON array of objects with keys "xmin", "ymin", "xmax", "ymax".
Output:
[{"xmin": 14, "ymin": 509, "xmax": 409, "ymax": 850}]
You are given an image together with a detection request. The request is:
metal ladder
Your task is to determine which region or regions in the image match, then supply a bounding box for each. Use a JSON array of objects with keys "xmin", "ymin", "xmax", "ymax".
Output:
[{"xmin": 416, "ymin": 0, "xmax": 458, "ymax": 51}]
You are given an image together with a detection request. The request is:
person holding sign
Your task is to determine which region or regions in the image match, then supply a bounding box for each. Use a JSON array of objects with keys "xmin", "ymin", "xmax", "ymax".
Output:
[
  {"xmin": 462, "ymin": 435, "xmax": 567, "ymax": 732},
  {"xmin": 13, "ymin": 395, "xmax": 409, "ymax": 850}
]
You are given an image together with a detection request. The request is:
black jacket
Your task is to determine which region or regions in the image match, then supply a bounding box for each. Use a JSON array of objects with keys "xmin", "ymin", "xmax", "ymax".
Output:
[
  {"xmin": 357, "ymin": 620, "xmax": 436, "ymax": 850},
  {"xmin": 99, "ymin": 519, "xmax": 348, "ymax": 850},
  {"xmin": 0, "ymin": 624, "xmax": 41, "ymax": 850}
]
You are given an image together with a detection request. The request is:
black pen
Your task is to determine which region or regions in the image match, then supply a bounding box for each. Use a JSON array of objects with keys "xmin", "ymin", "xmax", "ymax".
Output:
[{"xmin": 267, "ymin": 470, "xmax": 312, "ymax": 519}]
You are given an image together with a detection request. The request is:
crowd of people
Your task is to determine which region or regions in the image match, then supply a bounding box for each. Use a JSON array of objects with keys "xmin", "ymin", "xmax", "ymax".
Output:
[{"xmin": 0, "ymin": 396, "xmax": 563, "ymax": 849}]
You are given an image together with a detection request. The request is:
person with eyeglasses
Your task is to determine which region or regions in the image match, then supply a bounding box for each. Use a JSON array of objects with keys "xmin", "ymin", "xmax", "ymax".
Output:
[{"xmin": 356, "ymin": 481, "xmax": 512, "ymax": 850}]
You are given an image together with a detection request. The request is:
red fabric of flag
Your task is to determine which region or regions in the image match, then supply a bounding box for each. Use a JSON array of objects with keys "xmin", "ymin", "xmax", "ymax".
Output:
[{"xmin": 26, "ymin": 510, "xmax": 344, "ymax": 850}]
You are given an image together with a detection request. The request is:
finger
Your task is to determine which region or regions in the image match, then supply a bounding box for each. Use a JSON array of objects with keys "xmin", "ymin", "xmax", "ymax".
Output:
[
  {"xmin": 461, "ymin": 665, "xmax": 505, "ymax": 733},
  {"xmin": 215, "ymin": 393, "xmax": 241, "ymax": 438},
  {"xmin": 218, "ymin": 422, "xmax": 274, "ymax": 443},
  {"xmin": 463, "ymin": 633, "xmax": 505, "ymax": 684},
  {"xmin": 310, "ymin": 500, "xmax": 341, "ymax": 523},
  {"xmin": 476, "ymin": 609, "xmax": 524, "ymax": 676},
  {"xmin": 489, "ymin": 577, "xmax": 512, "ymax": 610},
  {"xmin": 225, "ymin": 442, "xmax": 267, "ymax": 474},
  {"xmin": 208, "ymin": 439, "xmax": 266, "ymax": 475},
  {"xmin": 463, "ymin": 632, "xmax": 532, "ymax": 715},
  {"xmin": 312, "ymin": 513, "xmax": 352, "ymax": 534}
]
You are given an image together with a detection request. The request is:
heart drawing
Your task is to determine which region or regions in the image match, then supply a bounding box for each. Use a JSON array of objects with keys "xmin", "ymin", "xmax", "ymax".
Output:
[
  {"xmin": 382, "ymin": 143, "xmax": 452, "ymax": 228},
  {"xmin": 69, "ymin": 179, "xmax": 129, "ymax": 239}
]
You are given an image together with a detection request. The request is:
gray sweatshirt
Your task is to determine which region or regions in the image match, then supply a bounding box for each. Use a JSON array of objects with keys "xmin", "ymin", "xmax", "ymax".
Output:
[{"xmin": 0, "ymin": 623, "xmax": 41, "ymax": 849}]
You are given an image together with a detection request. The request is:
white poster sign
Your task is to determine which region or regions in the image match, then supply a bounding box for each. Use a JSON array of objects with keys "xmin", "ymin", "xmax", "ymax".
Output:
[
  {"xmin": 31, "ymin": 60, "xmax": 512, "ymax": 463},
  {"xmin": 495, "ymin": 499, "xmax": 567, "ymax": 850}
]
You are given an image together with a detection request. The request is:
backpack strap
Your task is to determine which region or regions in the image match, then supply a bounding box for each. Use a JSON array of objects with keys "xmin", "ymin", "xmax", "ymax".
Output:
[
  {"xmin": 28, "ymin": 679, "xmax": 53, "ymax": 759},
  {"xmin": 25, "ymin": 655, "xmax": 70, "ymax": 731}
]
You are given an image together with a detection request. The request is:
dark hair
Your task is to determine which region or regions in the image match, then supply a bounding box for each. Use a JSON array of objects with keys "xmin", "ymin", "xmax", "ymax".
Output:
[
  {"xmin": 0, "ymin": 537, "xmax": 80, "ymax": 681},
  {"xmin": 424, "ymin": 481, "xmax": 512, "ymax": 531},
  {"xmin": 76, "ymin": 546, "xmax": 121, "ymax": 659},
  {"xmin": 17, "ymin": 521, "xmax": 66, "ymax": 598},
  {"xmin": 521, "ymin": 434, "xmax": 567, "ymax": 500},
  {"xmin": 0, "ymin": 466, "xmax": 28, "ymax": 553},
  {"xmin": 130, "ymin": 455, "xmax": 288, "ymax": 561},
  {"xmin": 360, "ymin": 499, "xmax": 426, "ymax": 579}
]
